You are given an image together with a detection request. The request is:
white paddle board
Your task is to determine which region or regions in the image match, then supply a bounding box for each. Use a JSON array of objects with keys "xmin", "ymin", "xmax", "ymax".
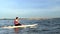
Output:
[{"xmin": 2, "ymin": 24, "xmax": 38, "ymax": 29}]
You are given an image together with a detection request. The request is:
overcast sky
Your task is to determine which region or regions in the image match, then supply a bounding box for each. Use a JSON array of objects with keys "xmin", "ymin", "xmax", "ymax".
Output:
[{"xmin": 0, "ymin": 0, "xmax": 60, "ymax": 18}]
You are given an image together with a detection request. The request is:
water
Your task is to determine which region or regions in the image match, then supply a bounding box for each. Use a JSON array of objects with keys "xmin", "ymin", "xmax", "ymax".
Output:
[{"xmin": 0, "ymin": 18, "xmax": 60, "ymax": 34}]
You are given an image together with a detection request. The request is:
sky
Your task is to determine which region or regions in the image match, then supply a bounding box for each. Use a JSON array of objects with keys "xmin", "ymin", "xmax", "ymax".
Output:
[{"xmin": 0, "ymin": 0, "xmax": 60, "ymax": 18}]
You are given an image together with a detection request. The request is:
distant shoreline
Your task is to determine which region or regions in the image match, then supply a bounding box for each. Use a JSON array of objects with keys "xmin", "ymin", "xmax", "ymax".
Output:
[{"xmin": 0, "ymin": 18, "xmax": 60, "ymax": 20}]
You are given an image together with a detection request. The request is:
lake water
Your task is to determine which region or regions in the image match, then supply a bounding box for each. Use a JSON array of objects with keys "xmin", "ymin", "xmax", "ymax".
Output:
[{"xmin": 0, "ymin": 18, "xmax": 60, "ymax": 34}]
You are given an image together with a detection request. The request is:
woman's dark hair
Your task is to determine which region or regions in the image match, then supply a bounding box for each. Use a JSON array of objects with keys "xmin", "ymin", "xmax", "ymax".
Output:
[{"xmin": 16, "ymin": 17, "xmax": 18, "ymax": 19}]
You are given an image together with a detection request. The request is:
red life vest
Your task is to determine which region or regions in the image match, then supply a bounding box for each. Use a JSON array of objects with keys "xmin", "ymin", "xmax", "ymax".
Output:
[{"xmin": 14, "ymin": 19, "xmax": 19, "ymax": 24}]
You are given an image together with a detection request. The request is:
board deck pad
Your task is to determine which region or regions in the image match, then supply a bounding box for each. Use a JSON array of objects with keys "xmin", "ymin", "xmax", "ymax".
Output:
[{"xmin": 2, "ymin": 24, "xmax": 38, "ymax": 29}]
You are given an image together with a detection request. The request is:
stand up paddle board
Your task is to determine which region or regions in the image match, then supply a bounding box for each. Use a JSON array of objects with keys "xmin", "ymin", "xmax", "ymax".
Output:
[{"xmin": 2, "ymin": 24, "xmax": 38, "ymax": 29}]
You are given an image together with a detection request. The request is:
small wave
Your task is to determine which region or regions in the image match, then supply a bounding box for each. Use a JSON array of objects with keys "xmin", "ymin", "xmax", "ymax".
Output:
[
  {"xmin": 42, "ymin": 24, "xmax": 50, "ymax": 26},
  {"xmin": 47, "ymin": 31, "xmax": 60, "ymax": 34},
  {"xmin": 26, "ymin": 29, "xmax": 41, "ymax": 33},
  {"xmin": 54, "ymin": 24, "xmax": 60, "ymax": 26},
  {"xmin": 56, "ymin": 27, "xmax": 60, "ymax": 29},
  {"xmin": 41, "ymin": 29, "xmax": 50, "ymax": 31}
]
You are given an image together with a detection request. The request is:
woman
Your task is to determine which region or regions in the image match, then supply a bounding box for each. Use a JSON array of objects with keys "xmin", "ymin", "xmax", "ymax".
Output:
[{"xmin": 14, "ymin": 17, "xmax": 22, "ymax": 26}]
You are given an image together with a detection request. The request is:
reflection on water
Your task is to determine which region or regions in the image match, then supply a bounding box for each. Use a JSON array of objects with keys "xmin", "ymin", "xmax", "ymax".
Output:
[
  {"xmin": 14, "ymin": 28, "xmax": 24, "ymax": 34},
  {"xmin": 14, "ymin": 28, "xmax": 19, "ymax": 34}
]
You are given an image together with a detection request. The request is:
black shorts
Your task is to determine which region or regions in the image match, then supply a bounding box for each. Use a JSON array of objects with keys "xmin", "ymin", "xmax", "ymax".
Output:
[{"xmin": 15, "ymin": 23, "xmax": 21, "ymax": 26}]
